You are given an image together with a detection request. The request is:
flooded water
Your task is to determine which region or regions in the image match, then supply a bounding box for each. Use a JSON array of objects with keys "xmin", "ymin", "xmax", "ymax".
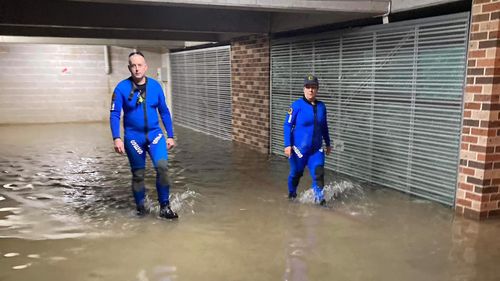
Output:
[{"xmin": 0, "ymin": 123, "xmax": 499, "ymax": 281}]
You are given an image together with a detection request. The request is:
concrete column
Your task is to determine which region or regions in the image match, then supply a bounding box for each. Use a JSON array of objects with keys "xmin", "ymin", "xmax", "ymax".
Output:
[
  {"xmin": 456, "ymin": 0, "xmax": 500, "ymax": 220},
  {"xmin": 231, "ymin": 35, "xmax": 270, "ymax": 154},
  {"xmin": 161, "ymin": 51, "xmax": 173, "ymax": 117}
]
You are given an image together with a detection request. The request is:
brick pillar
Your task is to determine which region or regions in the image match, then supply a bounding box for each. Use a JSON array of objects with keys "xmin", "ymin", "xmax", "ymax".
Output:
[
  {"xmin": 456, "ymin": 0, "xmax": 500, "ymax": 220},
  {"xmin": 231, "ymin": 35, "xmax": 270, "ymax": 154}
]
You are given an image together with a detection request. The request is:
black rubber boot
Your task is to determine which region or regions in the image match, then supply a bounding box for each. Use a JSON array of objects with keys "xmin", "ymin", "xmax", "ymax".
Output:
[
  {"xmin": 136, "ymin": 205, "xmax": 148, "ymax": 217},
  {"xmin": 159, "ymin": 204, "xmax": 178, "ymax": 219},
  {"xmin": 288, "ymin": 192, "xmax": 297, "ymax": 200}
]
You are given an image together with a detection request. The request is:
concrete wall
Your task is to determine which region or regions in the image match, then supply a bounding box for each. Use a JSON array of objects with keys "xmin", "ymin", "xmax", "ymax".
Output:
[
  {"xmin": 391, "ymin": 0, "xmax": 462, "ymax": 12},
  {"xmin": 231, "ymin": 35, "xmax": 270, "ymax": 154},
  {"xmin": 0, "ymin": 44, "xmax": 161, "ymax": 124}
]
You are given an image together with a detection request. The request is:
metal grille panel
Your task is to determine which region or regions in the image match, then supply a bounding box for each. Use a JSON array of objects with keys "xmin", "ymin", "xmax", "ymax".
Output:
[
  {"xmin": 271, "ymin": 13, "xmax": 469, "ymax": 205},
  {"xmin": 170, "ymin": 46, "xmax": 232, "ymax": 140}
]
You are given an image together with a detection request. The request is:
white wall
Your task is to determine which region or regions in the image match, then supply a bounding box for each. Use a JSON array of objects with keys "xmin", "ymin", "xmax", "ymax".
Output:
[
  {"xmin": 0, "ymin": 44, "xmax": 161, "ymax": 124},
  {"xmin": 160, "ymin": 51, "xmax": 172, "ymax": 115}
]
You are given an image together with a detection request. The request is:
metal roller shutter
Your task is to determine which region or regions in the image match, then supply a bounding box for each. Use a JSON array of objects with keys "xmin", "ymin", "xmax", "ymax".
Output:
[
  {"xmin": 271, "ymin": 13, "xmax": 469, "ymax": 205},
  {"xmin": 170, "ymin": 46, "xmax": 232, "ymax": 140}
]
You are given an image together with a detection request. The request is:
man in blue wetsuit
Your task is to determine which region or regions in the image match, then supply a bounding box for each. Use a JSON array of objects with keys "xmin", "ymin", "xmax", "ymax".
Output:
[
  {"xmin": 110, "ymin": 51, "xmax": 178, "ymax": 219},
  {"xmin": 284, "ymin": 75, "xmax": 331, "ymax": 205}
]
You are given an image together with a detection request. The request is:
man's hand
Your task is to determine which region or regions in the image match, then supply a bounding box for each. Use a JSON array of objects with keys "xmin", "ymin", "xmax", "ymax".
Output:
[
  {"xmin": 114, "ymin": 138, "xmax": 125, "ymax": 154},
  {"xmin": 325, "ymin": 146, "xmax": 332, "ymax": 155},
  {"xmin": 167, "ymin": 138, "xmax": 176, "ymax": 150},
  {"xmin": 284, "ymin": 146, "xmax": 292, "ymax": 158}
]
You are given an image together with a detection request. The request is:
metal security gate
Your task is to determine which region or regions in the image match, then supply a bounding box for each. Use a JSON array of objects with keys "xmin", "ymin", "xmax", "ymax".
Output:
[
  {"xmin": 170, "ymin": 46, "xmax": 232, "ymax": 140},
  {"xmin": 270, "ymin": 13, "xmax": 469, "ymax": 205}
]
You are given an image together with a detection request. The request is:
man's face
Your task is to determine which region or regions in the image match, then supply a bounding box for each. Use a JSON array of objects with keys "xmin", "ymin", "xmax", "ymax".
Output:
[
  {"xmin": 303, "ymin": 84, "xmax": 318, "ymax": 102},
  {"xmin": 128, "ymin": 54, "xmax": 148, "ymax": 81}
]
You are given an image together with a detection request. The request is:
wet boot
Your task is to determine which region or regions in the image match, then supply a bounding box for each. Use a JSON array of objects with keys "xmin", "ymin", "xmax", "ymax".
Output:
[
  {"xmin": 288, "ymin": 192, "xmax": 297, "ymax": 200},
  {"xmin": 136, "ymin": 205, "xmax": 148, "ymax": 217},
  {"xmin": 313, "ymin": 186, "xmax": 325, "ymax": 206},
  {"xmin": 159, "ymin": 204, "xmax": 178, "ymax": 219}
]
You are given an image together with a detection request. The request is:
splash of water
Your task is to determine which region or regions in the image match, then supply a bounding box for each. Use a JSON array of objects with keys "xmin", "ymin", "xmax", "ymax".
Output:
[
  {"xmin": 144, "ymin": 189, "xmax": 200, "ymax": 216},
  {"xmin": 297, "ymin": 180, "xmax": 359, "ymax": 204},
  {"xmin": 169, "ymin": 189, "xmax": 199, "ymax": 213}
]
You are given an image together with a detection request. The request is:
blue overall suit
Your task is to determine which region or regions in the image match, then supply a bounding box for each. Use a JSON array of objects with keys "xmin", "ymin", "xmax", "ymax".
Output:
[
  {"xmin": 110, "ymin": 77, "xmax": 174, "ymax": 209},
  {"xmin": 284, "ymin": 96, "xmax": 331, "ymax": 202}
]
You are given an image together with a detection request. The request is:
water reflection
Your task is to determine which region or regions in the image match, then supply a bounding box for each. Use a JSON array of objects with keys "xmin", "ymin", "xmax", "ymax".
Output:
[{"xmin": 0, "ymin": 123, "xmax": 499, "ymax": 281}]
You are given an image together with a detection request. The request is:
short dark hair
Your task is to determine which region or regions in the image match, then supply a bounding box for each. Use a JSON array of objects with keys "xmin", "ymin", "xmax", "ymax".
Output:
[{"xmin": 128, "ymin": 51, "xmax": 145, "ymax": 58}]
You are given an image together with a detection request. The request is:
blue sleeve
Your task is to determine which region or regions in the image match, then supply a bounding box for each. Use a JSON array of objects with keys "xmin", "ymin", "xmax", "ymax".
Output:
[
  {"xmin": 283, "ymin": 103, "xmax": 298, "ymax": 147},
  {"xmin": 158, "ymin": 90, "xmax": 174, "ymax": 138},
  {"xmin": 321, "ymin": 104, "xmax": 331, "ymax": 147},
  {"xmin": 109, "ymin": 88, "xmax": 123, "ymax": 139}
]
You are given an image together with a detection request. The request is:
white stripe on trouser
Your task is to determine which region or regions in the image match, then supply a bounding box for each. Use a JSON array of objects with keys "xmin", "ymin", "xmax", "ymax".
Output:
[{"xmin": 292, "ymin": 146, "xmax": 303, "ymax": 158}]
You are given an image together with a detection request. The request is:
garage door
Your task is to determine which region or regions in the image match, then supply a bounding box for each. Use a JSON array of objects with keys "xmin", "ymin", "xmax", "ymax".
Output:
[
  {"xmin": 270, "ymin": 13, "xmax": 469, "ymax": 205},
  {"xmin": 170, "ymin": 46, "xmax": 232, "ymax": 140}
]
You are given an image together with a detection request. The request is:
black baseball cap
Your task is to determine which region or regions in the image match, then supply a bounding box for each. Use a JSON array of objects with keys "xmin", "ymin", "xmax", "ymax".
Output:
[{"xmin": 304, "ymin": 75, "xmax": 319, "ymax": 86}]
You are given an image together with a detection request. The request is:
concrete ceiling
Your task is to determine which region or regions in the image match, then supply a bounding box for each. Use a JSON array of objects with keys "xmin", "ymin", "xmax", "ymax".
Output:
[{"xmin": 0, "ymin": 0, "xmax": 391, "ymax": 50}]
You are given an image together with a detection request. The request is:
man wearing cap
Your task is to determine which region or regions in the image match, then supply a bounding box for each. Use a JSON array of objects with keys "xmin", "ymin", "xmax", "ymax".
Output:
[
  {"xmin": 283, "ymin": 75, "xmax": 332, "ymax": 204},
  {"xmin": 110, "ymin": 51, "xmax": 178, "ymax": 219}
]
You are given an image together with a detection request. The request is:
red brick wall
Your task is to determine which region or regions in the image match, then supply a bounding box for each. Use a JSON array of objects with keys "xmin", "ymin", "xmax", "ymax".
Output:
[
  {"xmin": 456, "ymin": 0, "xmax": 500, "ymax": 219},
  {"xmin": 231, "ymin": 35, "xmax": 270, "ymax": 154}
]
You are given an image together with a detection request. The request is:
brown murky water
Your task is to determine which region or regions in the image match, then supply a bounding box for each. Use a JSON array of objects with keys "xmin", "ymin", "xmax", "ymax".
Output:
[{"xmin": 0, "ymin": 123, "xmax": 499, "ymax": 281}]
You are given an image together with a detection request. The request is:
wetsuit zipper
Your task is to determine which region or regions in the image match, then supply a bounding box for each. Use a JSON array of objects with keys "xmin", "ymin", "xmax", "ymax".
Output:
[
  {"xmin": 142, "ymin": 88, "xmax": 149, "ymax": 143},
  {"xmin": 302, "ymin": 96, "xmax": 319, "ymax": 153},
  {"xmin": 312, "ymin": 103, "xmax": 318, "ymax": 153}
]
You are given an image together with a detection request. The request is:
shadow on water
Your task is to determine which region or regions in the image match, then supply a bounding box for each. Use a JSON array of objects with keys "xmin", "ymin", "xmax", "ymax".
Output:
[{"xmin": 0, "ymin": 123, "xmax": 499, "ymax": 281}]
